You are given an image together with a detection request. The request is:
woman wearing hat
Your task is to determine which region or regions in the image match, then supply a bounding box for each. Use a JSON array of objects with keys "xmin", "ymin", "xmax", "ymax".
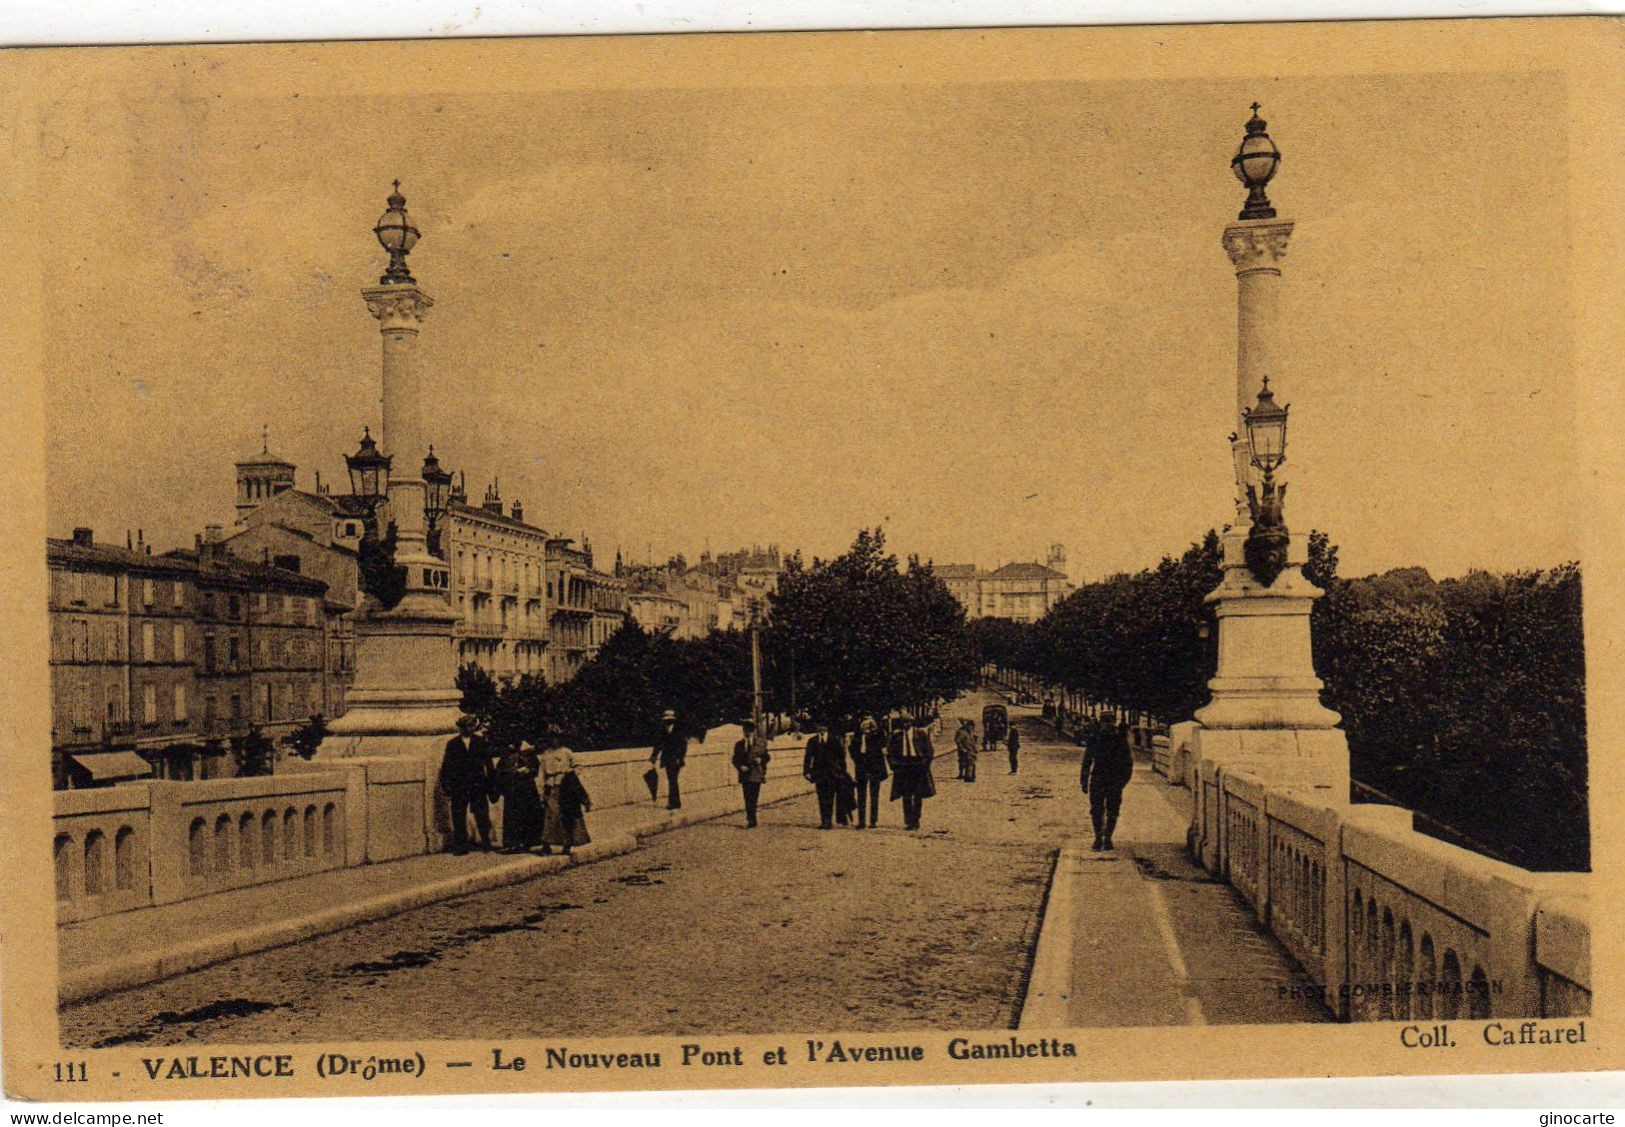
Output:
[
  {"xmin": 538, "ymin": 724, "xmax": 592, "ymax": 855},
  {"xmin": 495, "ymin": 739, "xmax": 544, "ymax": 853}
]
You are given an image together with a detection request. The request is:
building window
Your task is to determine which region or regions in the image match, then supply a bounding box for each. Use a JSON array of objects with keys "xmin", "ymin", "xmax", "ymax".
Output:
[
  {"xmin": 230, "ymin": 694, "xmax": 243, "ymax": 720},
  {"xmin": 141, "ymin": 622, "xmax": 154, "ymax": 662},
  {"xmin": 203, "ymin": 635, "xmax": 216, "ymax": 673},
  {"xmin": 72, "ymin": 619, "xmax": 89, "ymax": 662},
  {"xmin": 172, "ymin": 622, "xmax": 185, "ymax": 662},
  {"xmin": 142, "ymin": 683, "xmax": 157, "ymax": 724},
  {"xmin": 174, "ymin": 683, "xmax": 187, "ymax": 723},
  {"xmin": 228, "ymin": 636, "xmax": 240, "ymax": 667},
  {"xmin": 173, "ymin": 580, "xmax": 184, "ymax": 608},
  {"xmin": 229, "ymin": 595, "xmax": 242, "ymax": 618},
  {"xmin": 263, "ymin": 682, "xmax": 274, "ymax": 722},
  {"xmin": 142, "ymin": 578, "xmax": 154, "ymax": 607}
]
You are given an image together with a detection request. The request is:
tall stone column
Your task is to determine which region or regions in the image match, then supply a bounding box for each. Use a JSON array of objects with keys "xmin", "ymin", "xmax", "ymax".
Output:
[
  {"xmin": 364, "ymin": 284, "xmax": 449, "ymax": 614},
  {"xmin": 322, "ymin": 186, "xmax": 461, "ymax": 793},
  {"xmin": 1224, "ymin": 221, "xmax": 1293, "ymax": 526},
  {"xmin": 1189, "ymin": 109, "xmax": 1347, "ymax": 802}
]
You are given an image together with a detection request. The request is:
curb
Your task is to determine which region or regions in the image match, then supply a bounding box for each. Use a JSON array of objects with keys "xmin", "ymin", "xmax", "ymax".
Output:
[
  {"xmin": 1016, "ymin": 838, "xmax": 1085, "ymax": 1030},
  {"xmin": 60, "ymin": 783, "xmax": 811, "ymax": 1006}
]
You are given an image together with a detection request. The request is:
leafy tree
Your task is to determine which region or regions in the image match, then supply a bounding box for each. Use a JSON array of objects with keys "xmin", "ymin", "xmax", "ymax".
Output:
[
  {"xmin": 239, "ymin": 724, "xmax": 279, "ymax": 774},
  {"xmin": 763, "ymin": 529, "xmax": 977, "ymax": 722}
]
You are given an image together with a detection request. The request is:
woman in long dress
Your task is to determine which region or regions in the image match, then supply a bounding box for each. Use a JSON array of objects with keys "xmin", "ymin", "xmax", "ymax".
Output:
[
  {"xmin": 538, "ymin": 728, "xmax": 592, "ymax": 855},
  {"xmin": 496, "ymin": 741, "xmax": 545, "ymax": 853}
]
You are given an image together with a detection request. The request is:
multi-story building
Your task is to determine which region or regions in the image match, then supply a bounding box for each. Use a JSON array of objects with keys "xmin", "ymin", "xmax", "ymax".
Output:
[
  {"xmin": 48, "ymin": 529, "xmax": 194, "ymax": 787},
  {"xmin": 627, "ymin": 589, "xmax": 684, "ymax": 635},
  {"xmin": 230, "ymin": 445, "xmax": 627, "ymax": 687},
  {"xmin": 936, "ymin": 545, "xmax": 1072, "ymax": 623},
  {"xmin": 624, "ymin": 545, "xmax": 782, "ymax": 638},
  {"xmin": 446, "ymin": 482, "xmax": 550, "ymax": 680},
  {"xmin": 48, "ymin": 529, "xmax": 331, "ymax": 788}
]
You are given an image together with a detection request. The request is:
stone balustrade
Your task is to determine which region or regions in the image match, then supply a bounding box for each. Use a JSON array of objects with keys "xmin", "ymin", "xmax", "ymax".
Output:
[
  {"xmin": 57, "ymin": 725, "xmax": 810, "ymax": 926},
  {"xmin": 55, "ymin": 772, "xmax": 359, "ymax": 924},
  {"xmin": 1157, "ymin": 722, "xmax": 1591, "ymax": 1022}
]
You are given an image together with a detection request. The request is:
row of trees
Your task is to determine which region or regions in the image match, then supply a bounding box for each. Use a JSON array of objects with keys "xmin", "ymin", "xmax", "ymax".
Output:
[
  {"xmin": 458, "ymin": 528, "xmax": 980, "ymax": 751},
  {"xmin": 973, "ymin": 534, "xmax": 1588, "ymax": 871}
]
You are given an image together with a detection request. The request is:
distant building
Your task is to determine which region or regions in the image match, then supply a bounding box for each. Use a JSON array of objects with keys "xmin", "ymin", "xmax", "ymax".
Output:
[
  {"xmin": 935, "ymin": 544, "xmax": 1071, "ymax": 623},
  {"xmin": 546, "ymin": 536, "xmax": 625, "ymax": 683},
  {"xmin": 623, "ymin": 545, "xmax": 782, "ymax": 638}
]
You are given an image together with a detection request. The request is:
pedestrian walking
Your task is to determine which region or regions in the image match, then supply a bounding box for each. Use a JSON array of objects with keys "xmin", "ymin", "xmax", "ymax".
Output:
[
  {"xmin": 1081, "ymin": 717, "xmax": 1135, "ymax": 851},
  {"xmin": 887, "ymin": 713, "xmax": 937, "ymax": 831},
  {"xmin": 849, "ymin": 714, "xmax": 889, "ymax": 828},
  {"xmin": 650, "ymin": 708, "xmax": 688, "ymax": 810},
  {"xmin": 539, "ymin": 726, "xmax": 592, "ymax": 855},
  {"xmin": 496, "ymin": 740, "xmax": 544, "ymax": 853},
  {"xmin": 732, "ymin": 719, "xmax": 771, "ymax": 828},
  {"xmin": 954, "ymin": 718, "xmax": 978, "ymax": 782},
  {"xmin": 1006, "ymin": 724, "xmax": 1021, "ymax": 774},
  {"xmin": 802, "ymin": 719, "xmax": 848, "ymax": 830},
  {"xmin": 440, "ymin": 714, "xmax": 496, "ymax": 855}
]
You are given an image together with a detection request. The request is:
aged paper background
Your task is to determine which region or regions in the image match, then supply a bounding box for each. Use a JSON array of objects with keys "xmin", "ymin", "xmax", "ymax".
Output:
[{"xmin": 2, "ymin": 15, "xmax": 1622, "ymax": 1101}]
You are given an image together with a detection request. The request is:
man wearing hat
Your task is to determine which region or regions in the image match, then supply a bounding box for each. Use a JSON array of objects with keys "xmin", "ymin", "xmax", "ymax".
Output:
[
  {"xmin": 849, "ymin": 714, "xmax": 889, "ymax": 828},
  {"xmin": 650, "ymin": 708, "xmax": 689, "ymax": 810},
  {"xmin": 802, "ymin": 718, "xmax": 848, "ymax": 830},
  {"xmin": 731, "ymin": 718, "xmax": 771, "ymax": 828},
  {"xmin": 441, "ymin": 714, "xmax": 496, "ymax": 855}
]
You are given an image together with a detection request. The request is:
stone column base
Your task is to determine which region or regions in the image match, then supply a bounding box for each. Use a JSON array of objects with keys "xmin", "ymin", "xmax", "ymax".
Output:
[{"xmin": 1189, "ymin": 724, "xmax": 1350, "ymax": 799}]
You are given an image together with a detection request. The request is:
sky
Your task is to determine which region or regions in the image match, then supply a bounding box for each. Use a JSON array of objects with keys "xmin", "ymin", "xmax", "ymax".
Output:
[{"xmin": 39, "ymin": 60, "xmax": 1575, "ymax": 583}]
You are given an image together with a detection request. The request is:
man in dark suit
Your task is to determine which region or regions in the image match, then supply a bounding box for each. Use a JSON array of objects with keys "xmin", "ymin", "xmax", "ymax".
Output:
[
  {"xmin": 1081, "ymin": 717, "xmax": 1135, "ymax": 851},
  {"xmin": 802, "ymin": 719, "xmax": 848, "ymax": 830},
  {"xmin": 441, "ymin": 714, "xmax": 496, "ymax": 855},
  {"xmin": 650, "ymin": 708, "xmax": 688, "ymax": 810},
  {"xmin": 848, "ymin": 714, "xmax": 889, "ymax": 829},
  {"xmin": 887, "ymin": 714, "xmax": 937, "ymax": 831},
  {"xmin": 732, "ymin": 719, "xmax": 770, "ymax": 828}
]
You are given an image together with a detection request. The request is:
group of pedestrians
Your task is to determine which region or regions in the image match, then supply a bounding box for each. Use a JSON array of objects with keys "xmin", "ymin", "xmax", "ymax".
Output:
[
  {"xmin": 444, "ymin": 699, "xmax": 1140, "ymax": 856},
  {"xmin": 439, "ymin": 714, "xmax": 593, "ymax": 857},
  {"xmin": 954, "ymin": 718, "xmax": 1019, "ymax": 780},
  {"xmin": 734, "ymin": 712, "xmax": 941, "ymax": 832}
]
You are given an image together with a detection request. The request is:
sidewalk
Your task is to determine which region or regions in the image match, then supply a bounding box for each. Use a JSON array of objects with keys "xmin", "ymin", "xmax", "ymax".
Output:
[
  {"xmin": 59, "ymin": 774, "xmax": 810, "ymax": 1005},
  {"xmin": 1019, "ymin": 766, "xmax": 1332, "ymax": 1028}
]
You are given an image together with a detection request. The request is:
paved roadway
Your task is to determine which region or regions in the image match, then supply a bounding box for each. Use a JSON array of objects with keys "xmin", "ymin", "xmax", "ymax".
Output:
[{"xmin": 61, "ymin": 691, "xmax": 1325, "ymax": 1047}]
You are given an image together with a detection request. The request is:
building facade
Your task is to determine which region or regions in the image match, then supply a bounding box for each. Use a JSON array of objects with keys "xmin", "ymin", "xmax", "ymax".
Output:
[
  {"xmin": 230, "ymin": 447, "xmax": 628, "ymax": 688},
  {"xmin": 446, "ymin": 484, "xmax": 551, "ymax": 681},
  {"xmin": 936, "ymin": 545, "xmax": 1071, "ymax": 623},
  {"xmin": 48, "ymin": 529, "xmax": 331, "ymax": 788}
]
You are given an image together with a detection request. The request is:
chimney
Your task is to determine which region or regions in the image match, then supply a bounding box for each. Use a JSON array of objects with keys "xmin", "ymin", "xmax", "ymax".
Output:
[
  {"xmin": 511, "ymin": 499, "xmax": 524, "ymax": 523},
  {"xmin": 204, "ymin": 524, "xmax": 224, "ymax": 544},
  {"xmin": 72, "ymin": 527, "xmax": 93, "ymax": 546}
]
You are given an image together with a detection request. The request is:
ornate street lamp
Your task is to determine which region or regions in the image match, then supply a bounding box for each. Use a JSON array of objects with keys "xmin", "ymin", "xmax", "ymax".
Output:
[
  {"xmin": 345, "ymin": 426, "xmax": 392, "ymax": 506},
  {"xmin": 1231, "ymin": 103, "xmax": 1282, "ymax": 221},
  {"xmin": 373, "ymin": 180, "xmax": 420, "ymax": 285},
  {"xmin": 1242, "ymin": 377, "xmax": 1291, "ymax": 586},
  {"xmin": 422, "ymin": 445, "xmax": 453, "ymax": 558},
  {"xmin": 1243, "ymin": 375, "xmax": 1289, "ymax": 477}
]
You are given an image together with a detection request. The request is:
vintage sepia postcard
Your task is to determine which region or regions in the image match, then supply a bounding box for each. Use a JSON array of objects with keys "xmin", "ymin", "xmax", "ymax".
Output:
[{"xmin": 1, "ymin": 14, "xmax": 1622, "ymax": 1102}]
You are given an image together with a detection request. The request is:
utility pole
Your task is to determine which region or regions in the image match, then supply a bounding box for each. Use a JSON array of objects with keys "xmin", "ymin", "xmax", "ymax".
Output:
[{"xmin": 749, "ymin": 608, "xmax": 765, "ymax": 735}]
